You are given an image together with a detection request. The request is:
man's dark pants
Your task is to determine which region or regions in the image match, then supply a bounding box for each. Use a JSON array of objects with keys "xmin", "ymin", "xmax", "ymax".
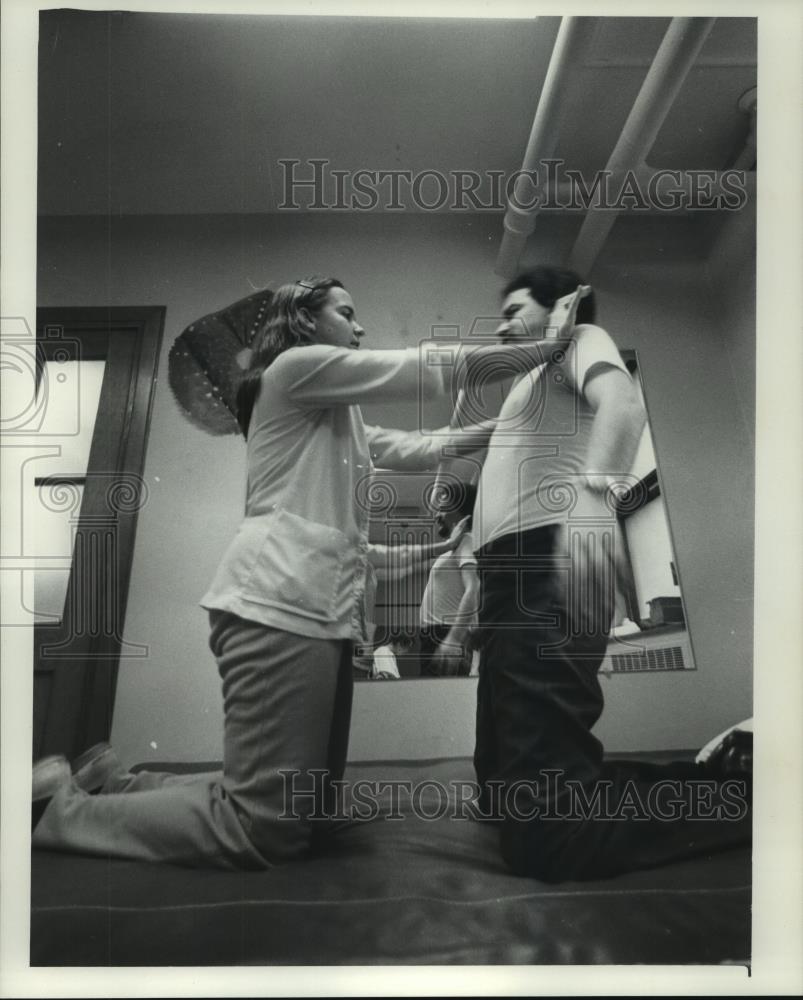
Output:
[{"xmin": 474, "ymin": 525, "xmax": 751, "ymax": 882}]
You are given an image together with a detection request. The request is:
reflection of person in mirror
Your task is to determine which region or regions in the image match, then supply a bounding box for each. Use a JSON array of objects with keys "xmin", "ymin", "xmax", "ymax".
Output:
[
  {"xmin": 358, "ymin": 515, "xmax": 471, "ymax": 679},
  {"xmin": 370, "ymin": 631, "xmax": 412, "ymax": 680},
  {"xmin": 467, "ymin": 264, "xmax": 752, "ymax": 882},
  {"xmin": 419, "ymin": 481, "xmax": 480, "ymax": 677}
]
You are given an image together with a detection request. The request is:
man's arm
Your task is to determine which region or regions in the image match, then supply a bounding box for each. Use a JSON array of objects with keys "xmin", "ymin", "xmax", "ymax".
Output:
[
  {"xmin": 582, "ymin": 365, "xmax": 646, "ymax": 490},
  {"xmin": 430, "ymin": 566, "xmax": 481, "ymax": 677},
  {"xmin": 559, "ymin": 360, "xmax": 647, "ymax": 634}
]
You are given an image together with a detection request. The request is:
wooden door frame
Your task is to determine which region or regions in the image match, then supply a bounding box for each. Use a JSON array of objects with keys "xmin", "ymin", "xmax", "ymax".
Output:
[{"xmin": 34, "ymin": 307, "xmax": 164, "ymax": 758}]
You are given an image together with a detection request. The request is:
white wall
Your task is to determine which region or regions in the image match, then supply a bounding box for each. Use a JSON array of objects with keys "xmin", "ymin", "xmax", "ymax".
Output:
[
  {"xmin": 705, "ymin": 201, "xmax": 757, "ymax": 449},
  {"xmin": 36, "ymin": 209, "xmax": 754, "ymax": 761}
]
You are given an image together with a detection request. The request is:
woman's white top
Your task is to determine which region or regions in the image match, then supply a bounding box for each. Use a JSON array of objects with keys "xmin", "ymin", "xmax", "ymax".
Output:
[{"xmin": 201, "ymin": 343, "xmax": 449, "ymax": 640}]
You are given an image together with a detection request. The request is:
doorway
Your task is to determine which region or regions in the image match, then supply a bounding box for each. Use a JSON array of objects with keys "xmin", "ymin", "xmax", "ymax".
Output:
[{"xmin": 33, "ymin": 307, "xmax": 164, "ymax": 759}]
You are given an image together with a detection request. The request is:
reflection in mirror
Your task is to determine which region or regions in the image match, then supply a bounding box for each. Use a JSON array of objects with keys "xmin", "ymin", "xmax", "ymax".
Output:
[
  {"xmin": 604, "ymin": 351, "xmax": 696, "ymax": 675},
  {"xmin": 353, "ymin": 472, "xmax": 447, "ymax": 680},
  {"xmin": 354, "ymin": 350, "xmax": 695, "ymax": 680}
]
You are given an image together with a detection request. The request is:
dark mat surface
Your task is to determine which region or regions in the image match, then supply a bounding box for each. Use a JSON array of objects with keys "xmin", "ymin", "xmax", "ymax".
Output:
[{"xmin": 31, "ymin": 757, "xmax": 751, "ymax": 966}]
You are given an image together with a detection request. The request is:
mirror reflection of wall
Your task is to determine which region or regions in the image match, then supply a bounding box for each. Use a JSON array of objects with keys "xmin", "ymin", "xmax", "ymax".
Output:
[
  {"xmin": 605, "ymin": 353, "xmax": 695, "ymax": 674},
  {"xmin": 355, "ymin": 351, "xmax": 696, "ymax": 681}
]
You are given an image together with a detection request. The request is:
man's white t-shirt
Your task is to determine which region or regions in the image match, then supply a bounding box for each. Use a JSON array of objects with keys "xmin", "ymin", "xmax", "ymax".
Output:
[
  {"xmin": 473, "ymin": 325, "xmax": 630, "ymax": 551},
  {"xmin": 420, "ymin": 534, "xmax": 479, "ymax": 628}
]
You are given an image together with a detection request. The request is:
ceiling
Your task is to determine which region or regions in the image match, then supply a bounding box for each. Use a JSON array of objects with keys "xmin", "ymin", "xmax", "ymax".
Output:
[{"xmin": 37, "ymin": 11, "xmax": 757, "ymax": 216}]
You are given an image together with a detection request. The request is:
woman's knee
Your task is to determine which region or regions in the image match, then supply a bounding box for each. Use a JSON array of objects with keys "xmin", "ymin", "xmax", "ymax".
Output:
[{"xmin": 234, "ymin": 796, "xmax": 314, "ymax": 865}]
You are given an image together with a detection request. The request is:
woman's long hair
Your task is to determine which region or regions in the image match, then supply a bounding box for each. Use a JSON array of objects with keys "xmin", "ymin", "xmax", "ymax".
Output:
[{"xmin": 236, "ymin": 277, "xmax": 343, "ymax": 436}]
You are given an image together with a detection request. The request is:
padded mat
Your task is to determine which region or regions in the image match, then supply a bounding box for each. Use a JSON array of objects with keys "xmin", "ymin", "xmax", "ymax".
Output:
[{"xmin": 30, "ymin": 758, "xmax": 751, "ymax": 966}]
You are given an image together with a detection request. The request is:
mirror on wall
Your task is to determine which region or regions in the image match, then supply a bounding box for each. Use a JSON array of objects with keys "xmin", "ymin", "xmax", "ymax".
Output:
[{"xmin": 354, "ymin": 350, "xmax": 696, "ymax": 681}]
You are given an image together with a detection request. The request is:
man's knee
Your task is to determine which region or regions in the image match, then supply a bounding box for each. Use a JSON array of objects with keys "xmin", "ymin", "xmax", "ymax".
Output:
[{"xmin": 500, "ymin": 817, "xmax": 581, "ymax": 883}]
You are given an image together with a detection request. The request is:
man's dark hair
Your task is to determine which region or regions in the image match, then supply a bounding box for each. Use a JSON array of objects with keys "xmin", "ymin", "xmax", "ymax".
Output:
[{"xmin": 503, "ymin": 265, "xmax": 597, "ymax": 325}]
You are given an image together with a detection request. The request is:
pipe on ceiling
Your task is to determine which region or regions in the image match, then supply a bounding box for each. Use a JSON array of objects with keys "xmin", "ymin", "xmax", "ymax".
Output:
[
  {"xmin": 731, "ymin": 86, "xmax": 757, "ymax": 171},
  {"xmin": 568, "ymin": 17, "xmax": 717, "ymax": 277},
  {"xmin": 495, "ymin": 17, "xmax": 596, "ymax": 278}
]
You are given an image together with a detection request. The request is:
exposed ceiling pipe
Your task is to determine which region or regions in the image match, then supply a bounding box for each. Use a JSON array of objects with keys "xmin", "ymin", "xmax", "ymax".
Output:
[
  {"xmin": 731, "ymin": 86, "xmax": 757, "ymax": 170},
  {"xmin": 495, "ymin": 17, "xmax": 597, "ymax": 278},
  {"xmin": 568, "ymin": 17, "xmax": 716, "ymax": 277}
]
